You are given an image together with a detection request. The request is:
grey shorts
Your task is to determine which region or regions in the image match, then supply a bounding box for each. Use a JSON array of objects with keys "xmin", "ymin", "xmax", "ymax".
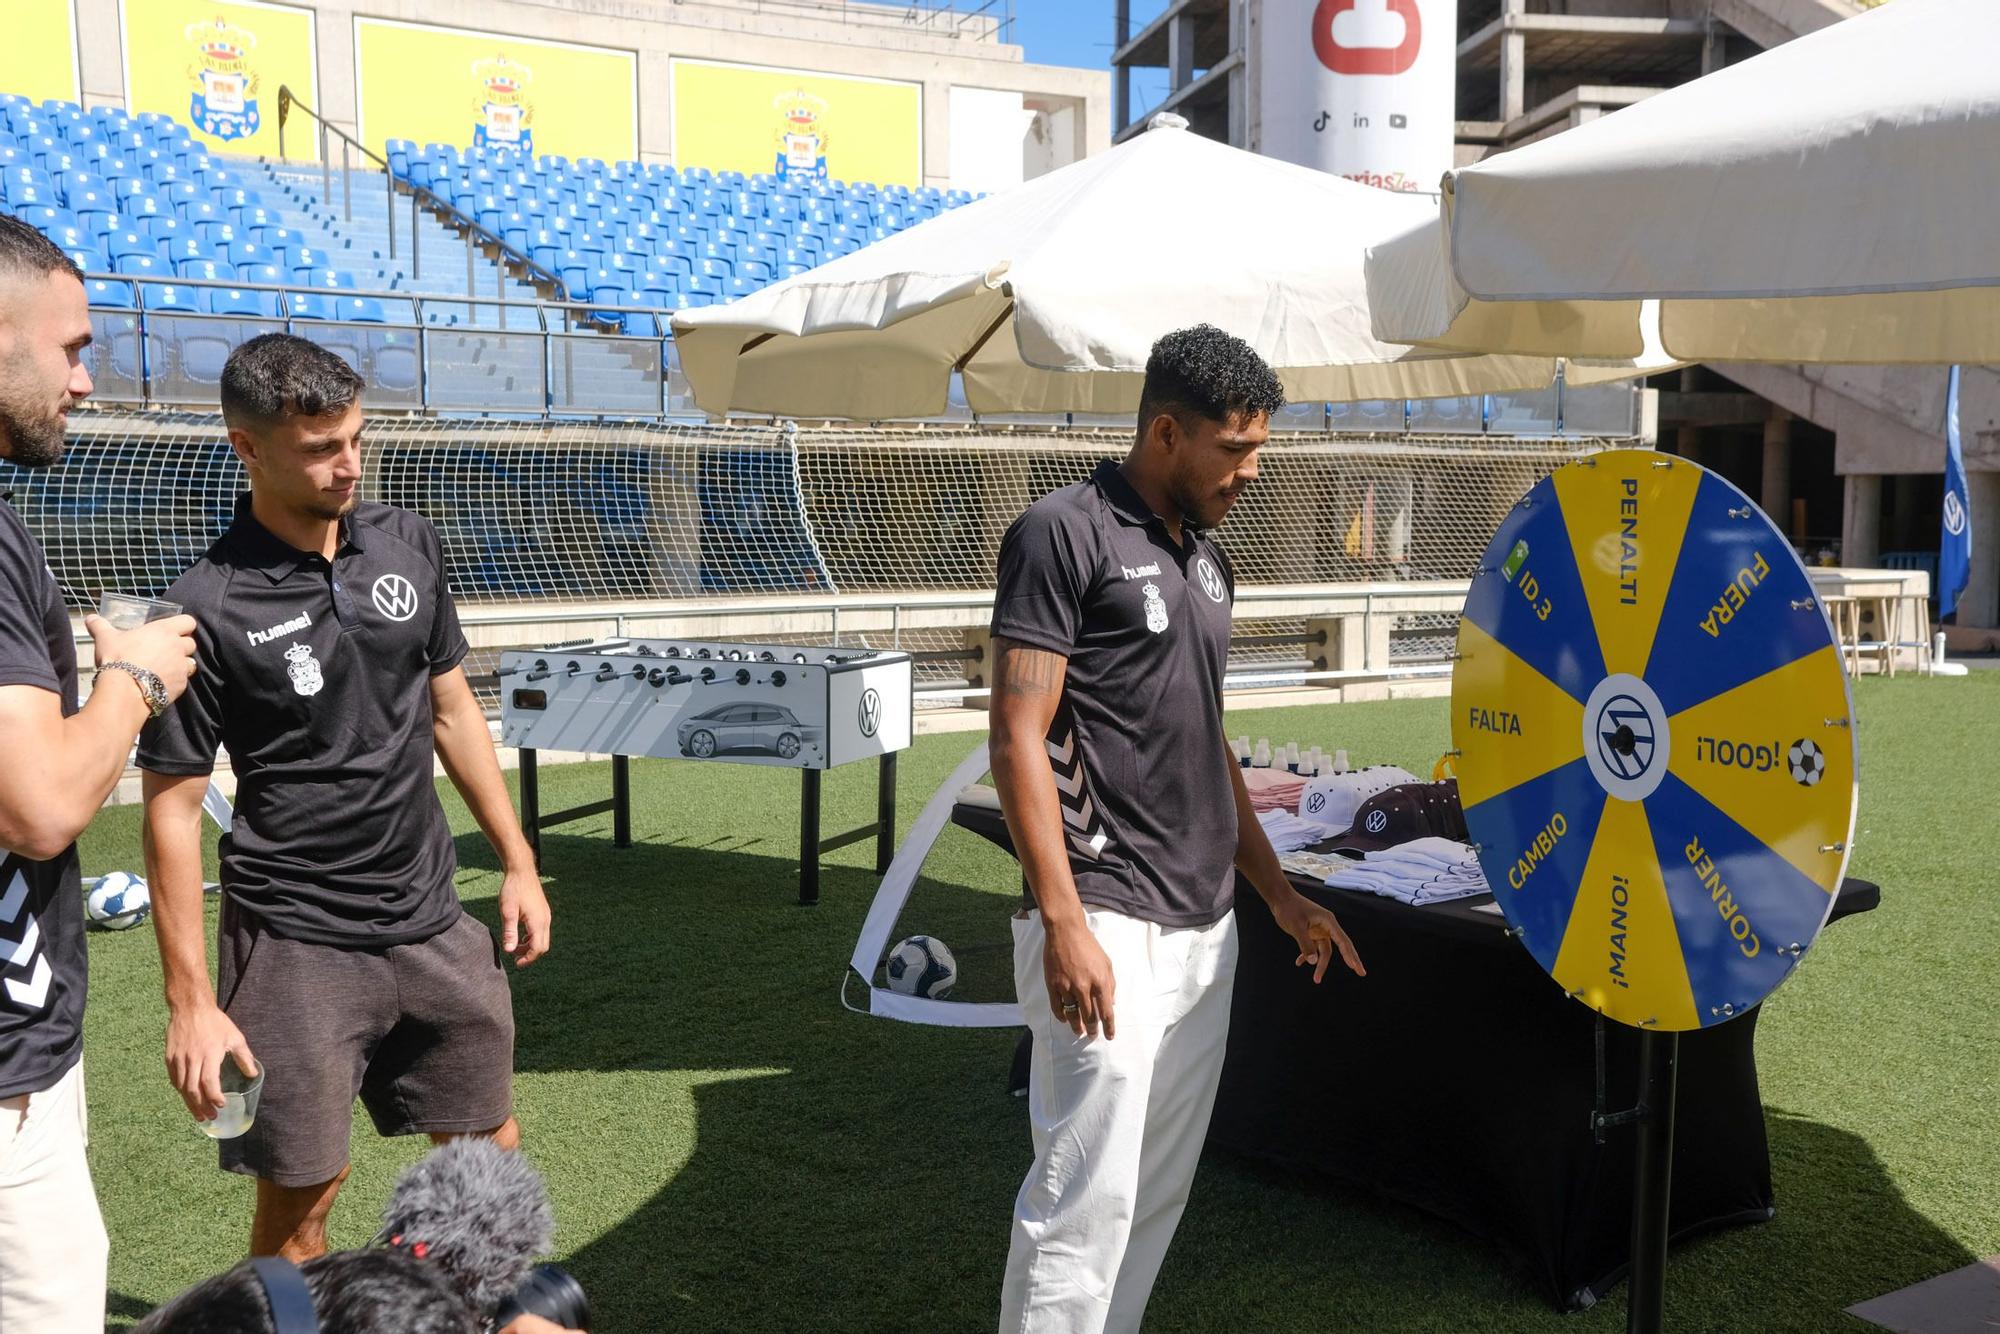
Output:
[{"xmin": 215, "ymin": 902, "xmax": 516, "ymax": 1186}]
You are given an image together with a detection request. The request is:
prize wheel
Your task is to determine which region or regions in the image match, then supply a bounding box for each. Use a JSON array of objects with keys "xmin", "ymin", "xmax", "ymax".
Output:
[{"xmin": 1454, "ymin": 449, "xmax": 1857, "ymax": 1031}]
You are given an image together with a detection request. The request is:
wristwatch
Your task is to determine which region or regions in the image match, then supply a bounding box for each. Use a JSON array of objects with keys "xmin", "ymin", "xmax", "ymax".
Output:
[{"xmin": 97, "ymin": 660, "xmax": 169, "ymax": 719}]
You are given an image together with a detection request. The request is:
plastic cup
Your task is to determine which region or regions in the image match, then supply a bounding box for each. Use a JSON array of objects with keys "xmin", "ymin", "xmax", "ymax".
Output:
[
  {"xmin": 199, "ymin": 1054, "xmax": 265, "ymax": 1140},
  {"xmin": 97, "ymin": 592, "xmax": 182, "ymax": 630}
]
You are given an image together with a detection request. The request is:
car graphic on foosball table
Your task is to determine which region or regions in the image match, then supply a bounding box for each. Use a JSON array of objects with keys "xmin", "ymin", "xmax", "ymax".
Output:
[{"xmin": 676, "ymin": 702, "xmax": 823, "ymax": 760}]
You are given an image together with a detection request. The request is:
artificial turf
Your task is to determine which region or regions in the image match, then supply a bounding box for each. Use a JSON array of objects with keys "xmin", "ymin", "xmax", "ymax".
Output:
[{"xmin": 76, "ymin": 674, "xmax": 1998, "ymax": 1331}]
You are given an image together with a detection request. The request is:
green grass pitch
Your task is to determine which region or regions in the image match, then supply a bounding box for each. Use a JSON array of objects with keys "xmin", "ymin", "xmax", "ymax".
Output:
[{"xmin": 76, "ymin": 675, "xmax": 1999, "ymax": 1331}]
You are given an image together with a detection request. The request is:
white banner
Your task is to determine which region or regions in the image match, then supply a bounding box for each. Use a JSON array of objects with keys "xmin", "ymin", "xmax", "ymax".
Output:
[{"xmin": 1257, "ymin": 0, "xmax": 1456, "ymax": 194}]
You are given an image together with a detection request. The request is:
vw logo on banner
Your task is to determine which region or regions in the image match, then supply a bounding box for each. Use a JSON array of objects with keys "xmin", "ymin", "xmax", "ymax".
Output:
[
  {"xmin": 371, "ymin": 573, "xmax": 420, "ymax": 622},
  {"xmin": 858, "ymin": 688, "xmax": 882, "ymax": 738}
]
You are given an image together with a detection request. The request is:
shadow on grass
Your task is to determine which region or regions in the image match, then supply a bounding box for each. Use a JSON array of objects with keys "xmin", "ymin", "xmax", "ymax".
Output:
[
  {"xmin": 444, "ymin": 829, "xmax": 1973, "ymax": 1333},
  {"xmin": 454, "ymin": 827, "xmax": 1026, "ymax": 1330}
]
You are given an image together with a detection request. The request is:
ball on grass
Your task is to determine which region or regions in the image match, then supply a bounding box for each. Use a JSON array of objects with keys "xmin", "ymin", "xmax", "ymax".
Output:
[
  {"xmin": 86, "ymin": 872, "xmax": 151, "ymax": 931},
  {"xmin": 885, "ymin": 935, "xmax": 957, "ymax": 999}
]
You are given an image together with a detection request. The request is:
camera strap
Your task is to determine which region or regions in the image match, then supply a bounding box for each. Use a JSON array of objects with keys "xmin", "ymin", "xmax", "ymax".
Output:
[{"xmin": 251, "ymin": 1256, "xmax": 320, "ymax": 1334}]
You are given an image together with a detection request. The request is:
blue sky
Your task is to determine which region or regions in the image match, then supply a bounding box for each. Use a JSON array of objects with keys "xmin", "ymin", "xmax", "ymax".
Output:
[
  {"xmin": 1009, "ymin": 1, "xmax": 1173, "ymax": 123},
  {"xmin": 1010, "ymin": 2, "xmax": 1121, "ymax": 69}
]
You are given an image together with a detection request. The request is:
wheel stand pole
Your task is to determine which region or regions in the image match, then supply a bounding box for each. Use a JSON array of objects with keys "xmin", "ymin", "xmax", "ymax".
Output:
[{"xmin": 1627, "ymin": 1028, "xmax": 1680, "ymax": 1334}]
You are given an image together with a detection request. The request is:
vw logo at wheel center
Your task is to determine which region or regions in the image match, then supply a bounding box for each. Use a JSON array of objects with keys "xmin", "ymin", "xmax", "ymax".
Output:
[{"xmin": 1581, "ymin": 673, "xmax": 1670, "ymax": 802}]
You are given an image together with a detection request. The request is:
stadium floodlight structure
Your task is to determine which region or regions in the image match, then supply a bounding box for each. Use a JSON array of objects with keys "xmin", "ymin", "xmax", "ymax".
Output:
[
  {"xmin": 672, "ymin": 113, "xmax": 1662, "ymax": 421},
  {"xmin": 1365, "ymin": 0, "xmax": 2000, "ymax": 366}
]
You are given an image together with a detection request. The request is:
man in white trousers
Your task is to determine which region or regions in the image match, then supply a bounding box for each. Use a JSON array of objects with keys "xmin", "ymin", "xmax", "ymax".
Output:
[
  {"xmin": 0, "ymin": 213, "xmax": 200, "ymax": 1331},
  {"xmin": 989, "ymin": 325, "xmax": 1366, "ymax": 1333}
]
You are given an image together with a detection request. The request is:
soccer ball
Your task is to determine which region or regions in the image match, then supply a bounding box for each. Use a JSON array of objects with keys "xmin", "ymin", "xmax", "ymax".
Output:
[
  {"xmin": 85, "ymin": 872, "xmax": 151, "ymax": 931},
  {"xmin": 1787, "ymin": 738, "xmax": 1826, "ymax": 787},
  {"xmin": 885, "ymin": 935, "xmax": 957, "ymax": 999}
]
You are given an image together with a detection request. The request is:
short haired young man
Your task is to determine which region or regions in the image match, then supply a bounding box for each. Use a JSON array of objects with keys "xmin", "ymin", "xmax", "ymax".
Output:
[
  {"xmin": 139, "ymin": 334, "xmax": 552, "ymax": 1260},
  {"xmin": 989, "ymin": 325, "xmax": 1365, "ymax": 1333},
  {"xmin": 0, "ymin": 214, "xmax": 201, "ymax": 1331}
]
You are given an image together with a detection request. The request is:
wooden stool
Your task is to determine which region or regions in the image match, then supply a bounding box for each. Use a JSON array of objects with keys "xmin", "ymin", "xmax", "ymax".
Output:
[
  {"xmin": 1882, "ymin": 592, "xmax": 1933, "ymax": 676},
  {"xmin": 1824, "ymin": 595, "xmax": 1863, "ymax": 678}
]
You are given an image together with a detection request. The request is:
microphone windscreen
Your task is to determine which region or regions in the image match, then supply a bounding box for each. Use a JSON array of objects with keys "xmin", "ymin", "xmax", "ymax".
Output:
[{"xmin": 381, "ymin": 1138, "xmax": 555, "ymax": 1315}]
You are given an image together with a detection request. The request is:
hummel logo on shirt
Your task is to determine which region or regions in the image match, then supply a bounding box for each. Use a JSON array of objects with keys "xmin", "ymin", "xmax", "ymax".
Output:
[{"xmin": 247, "ymin": 611, "xmax": 314, "ymax": 646}]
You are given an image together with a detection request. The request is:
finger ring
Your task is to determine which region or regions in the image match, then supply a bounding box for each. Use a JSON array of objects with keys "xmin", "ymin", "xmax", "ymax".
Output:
[{"xmin": 1060, "ymin": 998, "xmax": 1079, "ymax": 1012}]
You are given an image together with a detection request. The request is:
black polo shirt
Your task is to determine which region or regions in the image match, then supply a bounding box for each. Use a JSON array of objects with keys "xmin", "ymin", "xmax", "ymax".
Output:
[
  {"xmin": 138, "ymin": 497, "xmax": 469, "ymax": 947},
  {"xmin": 0, "ymin": 496, "xmax": 87, "ymax": 1099},
  {"xmin": 991, "ymin": 460, "xmax": 1238, "ymax": 928}
]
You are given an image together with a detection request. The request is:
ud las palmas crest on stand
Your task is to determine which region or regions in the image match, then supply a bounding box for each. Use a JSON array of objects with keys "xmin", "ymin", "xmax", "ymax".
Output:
[
  {"xmin": 473, "ymin": 55, "xmax": 534, "ymax": 156},
  {"xmin": 774, "ymin": 90, "xmax": 830, "ymax": 181},
  {"xmin": 186, "ymin": 17, "xmax": 261, "ymax": 142}
]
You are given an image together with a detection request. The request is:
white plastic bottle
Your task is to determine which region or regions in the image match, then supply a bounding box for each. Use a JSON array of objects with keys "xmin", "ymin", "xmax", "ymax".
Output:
[
  {"xmin": 1253, "ymin": 738, "xmax": 1272, "ymax": 768},
  {"xmin": 1333, "ymin": 748, "xmax": 1350, "ymax": 772}
]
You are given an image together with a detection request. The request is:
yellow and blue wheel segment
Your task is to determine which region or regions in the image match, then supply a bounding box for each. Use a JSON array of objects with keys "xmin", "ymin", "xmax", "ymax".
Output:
[{"xmin": 1453, "ymin": 449, "xmax": 1857, "ymax": 1031}]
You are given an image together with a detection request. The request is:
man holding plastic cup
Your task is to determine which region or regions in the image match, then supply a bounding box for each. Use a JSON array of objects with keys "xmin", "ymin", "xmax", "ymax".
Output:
[
  {"xmin": 0, "ymin": 214, "xmax": 199, "ymax": 1333},
  {"xmin": 138, "ymin": 334, "xmax": 550, "ymax": 1263}
]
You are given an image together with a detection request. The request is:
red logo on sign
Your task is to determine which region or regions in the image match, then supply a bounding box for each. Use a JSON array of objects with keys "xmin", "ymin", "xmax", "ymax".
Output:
[{"xmin": 1313, "ymin": 0, "xmax": 1422, "ymax": 75}]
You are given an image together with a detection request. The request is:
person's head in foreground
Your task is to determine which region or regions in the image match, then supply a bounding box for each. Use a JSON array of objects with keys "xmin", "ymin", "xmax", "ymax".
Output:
[
  {"xmin": 1129, "ymin": 323, "xmax": 1285, "ymax": 532},
  {"xmin": 131, "ymin": 1247, "xmax": 477, "ymax": 1334},
  {"xmin": 0, "ymin": 212, "xmax": 92, "ymax": 469},
  {"xmin": 220, "ymin": 332, "xmax": 368, "ymax": 523}
]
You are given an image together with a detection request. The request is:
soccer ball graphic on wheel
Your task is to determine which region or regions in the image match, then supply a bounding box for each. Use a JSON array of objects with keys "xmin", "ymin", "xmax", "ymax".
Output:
[
  {"xmin": 885, "ymin": 935, "xmax": 957, "ymax": 999},
  {"xmin": 1787, "ymin": 738, "xmax": 1826, "ymax": 787}
]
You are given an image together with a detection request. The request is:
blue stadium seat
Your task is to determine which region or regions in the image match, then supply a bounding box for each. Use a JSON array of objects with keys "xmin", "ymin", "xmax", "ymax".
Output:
[
  {"xmin": 178, "ymin": 258, "xmax": 235, "ymax": 283},
  {"xmin": 112, "ymin": 252, "xmax": 165, "ymax": 278},
  {"xmin": 242, "ymin": 264, "xmax": 285, "ymax": 287},
  {"xmin": 300, "ymin": 268, "xmax": 356, "ymax": 291},
  {"xmin": 227, "ymin": 241, "xmax": 275, "ymax": 269},
  {"xmin": 285, "ymin": 291, "xmax": 337, "ymax": 320},
  {"xmin": 85, "ymin": 277, "xmax": 134, "ymax": 308},
  {"xmin": 138, "ymin": 283, "xmax": 197, "ymax": 312},
  {"xmin": 208, "ymin": 287, "xmax": 282, "ymax": 318},
  {"xmin": 161, "ymin": 236, "xmax": 212, "ymax": 263},
  {"xmin": 736, "ymin": 259, "xmax": 773, "ymax": 284}
]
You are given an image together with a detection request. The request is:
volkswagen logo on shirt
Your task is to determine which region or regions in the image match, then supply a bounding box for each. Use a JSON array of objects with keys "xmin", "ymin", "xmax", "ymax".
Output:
[
  {"xmin": 371, "ymin": 573, "xmax": 421, "ymax": 622},
  {"xmin": 858, "ymin": 688, "xmax": 882, "ymax": 738},
  {"xmin": 1195, "ymin": 556, "xmax": 1227, "ymax": 604}
]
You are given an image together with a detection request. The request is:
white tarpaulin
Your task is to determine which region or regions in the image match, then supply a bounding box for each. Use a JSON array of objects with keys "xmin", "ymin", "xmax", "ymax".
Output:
[
  {"xmin": 845, "ymin": 742, "xmax": 1024, "ymax": 1028},
  {"xmin": 1365, "ymin": 0, "xmax": 2000, "ymax": 364},
  {"xmin": 674, "ymin": 115, "xmax": 1656, "ymax": 421}
]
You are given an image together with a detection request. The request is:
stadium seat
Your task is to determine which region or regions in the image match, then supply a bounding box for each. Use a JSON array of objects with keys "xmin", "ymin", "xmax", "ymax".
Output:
[
  {"xmin": 113, "ymin": 252, "xmax": 165, "ymax": 278},
  {"xmin": 138, "ymin": 283, "xmax": 198, "ymax": 312},
  {"xmin": 299, "ymin": 268, "xmax": 356, "ymax": 291},
  {"xmin": 208, "ymin": 286, "xmax": 282, "ymax": 318},
  {"xmin": 177, "ymin": 258, "xmax": 236, "ymax": 284},
  {"xmin": 65, "ymin": 246, "xmax": 107, "ymax": 273},
  {"xmin": 371, "ymin": 331, "xmax": 421, "ymax": 392},
  {"xmin": 84, "ymin": 277, "xmax": 134, "ymax": 308},
  {"xmin": 241, "ymin": 264, "xmax": 285, "ymax": 287},
  {"xmin": 285, "ymin": 292, "xmax": 336, "ymax": 320}
]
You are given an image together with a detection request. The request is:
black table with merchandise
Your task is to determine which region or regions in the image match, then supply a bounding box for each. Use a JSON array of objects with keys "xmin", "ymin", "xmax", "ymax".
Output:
[{"xmin": 949, "ymin": 798, "xmax": 1880, "ymax": 1311}]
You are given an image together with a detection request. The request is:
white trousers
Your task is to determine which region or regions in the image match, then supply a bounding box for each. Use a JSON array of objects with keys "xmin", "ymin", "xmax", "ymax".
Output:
[
  {"xmin": 0, "ymin": 1059, "xmax": 108, "ymax": 1334},
  {"xmin": 1000, "ymin": 907, "xmax": 1238, "ymax": 1334}
]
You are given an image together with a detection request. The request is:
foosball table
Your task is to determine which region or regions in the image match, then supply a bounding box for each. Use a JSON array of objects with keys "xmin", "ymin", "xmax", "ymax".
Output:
[{"xmin": 498, "ymin": 638, "xmax": 914, "ymax": 903}]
